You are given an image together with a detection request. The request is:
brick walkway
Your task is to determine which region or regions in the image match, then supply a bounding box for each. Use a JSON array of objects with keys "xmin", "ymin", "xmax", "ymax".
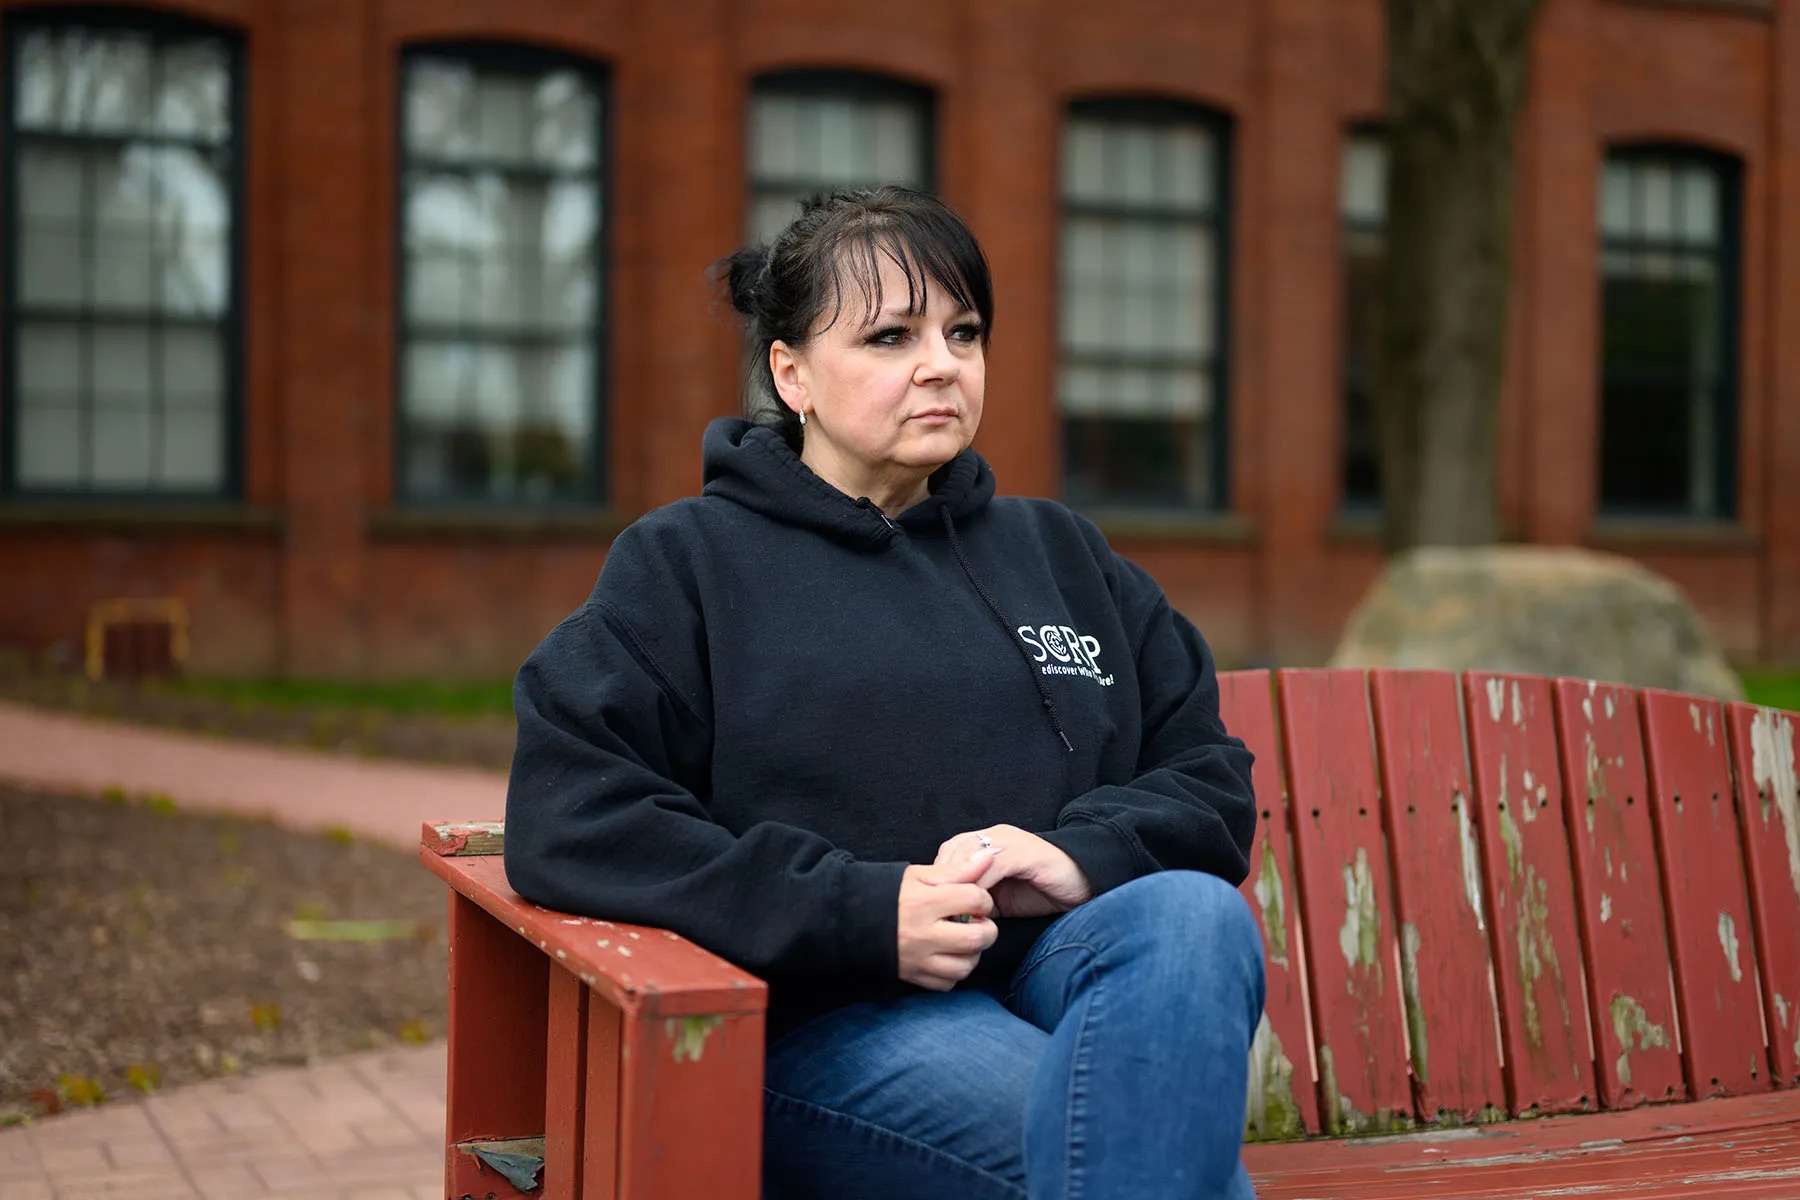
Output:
[{"xmin": 0, "ymin": 701, "xmax": 507, "ymax": 1199}]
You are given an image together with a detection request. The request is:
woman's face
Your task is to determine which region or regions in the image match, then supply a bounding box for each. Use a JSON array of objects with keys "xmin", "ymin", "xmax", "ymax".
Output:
[{"xmin": 771, "ymin": 253, "xmax": 986, "ymax": 503}]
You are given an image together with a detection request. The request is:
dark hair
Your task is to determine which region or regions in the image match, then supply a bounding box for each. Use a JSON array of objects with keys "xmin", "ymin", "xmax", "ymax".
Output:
[{"xmin": 718, "ymin": 186, "xmax": 994, "ymax": 441}]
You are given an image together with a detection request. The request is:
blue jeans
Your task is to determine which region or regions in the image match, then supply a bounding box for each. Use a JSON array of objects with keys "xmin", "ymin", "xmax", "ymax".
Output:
[{"xmin": 762, "ymin": 871, "xmax": 1265, "ymax": 1199}]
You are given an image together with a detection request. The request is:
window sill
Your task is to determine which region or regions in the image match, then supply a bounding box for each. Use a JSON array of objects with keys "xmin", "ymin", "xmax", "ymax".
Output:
[
  {"xmin": 1587, "ymin": 517, "xmax": 1759, "ymax": 554},
  {"xmin": 0, "ymin": 501, "xmax": 282, "ymax": 536},
  {"xmin": 367, "ymin": 507, "xmax": 633, "ymax": 544},
  {"xmin": 1604, "ymin": 0, "xmax": 1772, "ymax": 18},
  {"xmin": 1328, "ymin": 511, "xmax": 1384, "ymax": 547},
  {"xmin": 1326, "ymin": 513, "xmax": 1534, "ymax": 548},
  {"xmin": 1085, "ymin": 509, "xmax": 1256, "ymax": 546}
]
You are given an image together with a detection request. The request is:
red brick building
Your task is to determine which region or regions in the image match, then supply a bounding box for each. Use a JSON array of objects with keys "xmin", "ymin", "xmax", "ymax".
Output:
[{"xmin": 2, "ymin": 0, "xmax": 1797, "ymax": 678}]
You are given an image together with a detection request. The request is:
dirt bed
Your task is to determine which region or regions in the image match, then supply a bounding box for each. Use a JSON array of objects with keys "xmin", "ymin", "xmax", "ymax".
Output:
[{"xmin": 0, "ymin": 785, "xmax": 449, "ymax": 1125}]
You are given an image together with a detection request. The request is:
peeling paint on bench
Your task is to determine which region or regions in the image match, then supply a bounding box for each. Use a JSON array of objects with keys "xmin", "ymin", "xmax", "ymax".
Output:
[{"xmin": 667, "ymin": 1014, "xmax": 723, "ymax": 1063}]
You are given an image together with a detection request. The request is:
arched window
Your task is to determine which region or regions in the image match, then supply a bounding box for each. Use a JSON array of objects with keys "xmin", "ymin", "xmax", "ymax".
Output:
[
  {"xmin": 4, "ymin": 10, "xmax": 243, "ymax": 497},
  {"xmin": 1057, "ymin": 99, "xmax": 1232, "ymax": 511},
  {"xmin": 397, "ymin": 43, "xmax": 607, "ymax": 504},
  {"xmin": 746, "ymin": 70, "xmax": 932, "ymax": 242},
  {"xmin": 1597, "ymin": 146, "xmax": 1739, "ymax": 518}
]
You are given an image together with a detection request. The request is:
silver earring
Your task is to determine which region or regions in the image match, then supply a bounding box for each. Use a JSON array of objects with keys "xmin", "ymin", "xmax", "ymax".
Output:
[{"xmin": 799, "ymin": 410, "xmax": 807, "ymax": 427}]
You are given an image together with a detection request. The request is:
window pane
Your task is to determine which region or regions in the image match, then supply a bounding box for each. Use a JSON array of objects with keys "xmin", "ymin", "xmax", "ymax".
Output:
[
  {"xmin": 1342, "ymin": 135, "xmax": 1386, "ymax": 225},
  {"xmin": 19, "ymin": 323, "xmax": 83, "ymax": 395},
  {"xmin": 1165, "ymin": 126, "xmax": 1212, "ymax": 211},
  {"xmin": 533, "ymin": 70, "xmax": 597, "ymax": 170},
  {"xmin": 19, "ymin": 143, "xmax": 84, "ymax": 218},
  {"xmin": 1599, "ymin": 160, "xmax": 1634, "ymax": 238},
  {"xmin": 1342, "ymin": 215, "xmax": 1386, "ymax": 508},
  {"xmin": 476, "ymin": 74, "xmax": 534, "ymax": 164},
  {"xmin": 750, "ymin": 93, "xmax": 797, "ymax": 179},
  {"xmin": 159, "ymin": 408, "xmax": 223, "ymax": 488},
  {"xmin": 155, "ymin": 38, "xmax": 230, "ymax": 141},
  {"xmin": 20, "ymin": 227, "xmax": 85, "ymax": 307},
  {"xmin": 1639, "ymin": 163, "xmax": 1675, "ymax": 239},
  {"xmin": 1679, "ymin": 166, "xmax": 1718, "ymax": 245},
  {"xmin": 161, "ymin": 327, "xmax": 224, "ymax": 401},
  {"xmin": 815, "ymin": 101, "xmax": 862, "ymax": 183},
  {"xmin": 1117, "ymin": 127, "xmax": 1158, "ymax": 206},
  {"xmin": 92, "ymin": 326, "xmax": 155, "ymax": 404},
  {"xmin": 406, "ymin": 59, "xmax": 474, "ymax": 162},
  {"xmin": 17, "ymin": 405, "xmax": 83, "ymax": 486},
  {"xmin": 406, "ymin": 247, "xmax": 467, "ymax": 327},
  {"xmin": 871, "ymin": 101, "xmax": 921, "ymax": 181},
  {"xmin": 91, "ymin": 405, "xmax": 154, "ymax": 488},
  {"xmin": 1062, "ymin": 120, "xmax": 1108, "ymax": 203}
]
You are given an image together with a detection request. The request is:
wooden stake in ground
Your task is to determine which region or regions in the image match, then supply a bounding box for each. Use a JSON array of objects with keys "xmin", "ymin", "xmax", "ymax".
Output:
[{"xmin": 1376, "ymin": 0, "xmax": 1542, "ymax": 552}]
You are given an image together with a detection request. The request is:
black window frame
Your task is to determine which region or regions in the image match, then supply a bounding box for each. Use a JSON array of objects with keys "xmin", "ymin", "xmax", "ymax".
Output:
[
  {"xmin": 744, "ymin": 68, "xmax": 936, "ymax": 242},
  {"xmin": 1055, "ymin": 96, "xmax": 1234, "ymax": 514},
  {"xmin": 1, "ymin": 5, "xmax": 247, "ymax": 501},
  {"xmin": 1596, "ymin": 143, "xmax": 1741, "ymax": 522},
  {"xmin": 393, "ymin": 39, "xmax": 612, "ymax": 509}
]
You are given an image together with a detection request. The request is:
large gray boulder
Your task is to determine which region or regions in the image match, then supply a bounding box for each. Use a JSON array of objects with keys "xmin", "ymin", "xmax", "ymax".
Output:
[{"xmin": 1330, "ymin": 546, "xmax": 1744, "ymax": 701}]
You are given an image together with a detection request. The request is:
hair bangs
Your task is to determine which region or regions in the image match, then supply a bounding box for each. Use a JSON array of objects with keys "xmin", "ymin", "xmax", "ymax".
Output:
[{"xmin": 815, "ymin": 207, "xmax": 992, "ymax": 339}]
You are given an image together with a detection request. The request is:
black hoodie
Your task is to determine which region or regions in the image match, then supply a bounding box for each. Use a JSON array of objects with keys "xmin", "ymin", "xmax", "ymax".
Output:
[{"xmin": 503, "ymin": 418, "xmax": 1256, "ymax": 1036}]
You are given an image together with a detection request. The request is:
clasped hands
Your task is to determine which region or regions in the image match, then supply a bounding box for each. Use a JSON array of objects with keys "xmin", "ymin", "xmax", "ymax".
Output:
[{"xmin": 896, "ymin": 824, "xmax": 1093, "ymax": 991}]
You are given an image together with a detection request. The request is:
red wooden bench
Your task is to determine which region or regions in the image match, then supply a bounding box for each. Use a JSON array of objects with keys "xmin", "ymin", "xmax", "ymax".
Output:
[{"xmin": 420, "ymin": 669, "xmax": 1800, "ymax": 1199}]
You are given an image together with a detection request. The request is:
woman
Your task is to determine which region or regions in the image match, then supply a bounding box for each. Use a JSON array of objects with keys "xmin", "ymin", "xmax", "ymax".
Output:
[{"xmin": 504, "ymin": 186, "xmax": 1264, "ymax": 1199}]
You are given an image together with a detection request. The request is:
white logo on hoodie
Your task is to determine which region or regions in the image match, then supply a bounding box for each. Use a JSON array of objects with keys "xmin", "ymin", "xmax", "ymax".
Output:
[{"xmin": 1016, "ymin": 624, "xmax": 1115, "ymax": 686}]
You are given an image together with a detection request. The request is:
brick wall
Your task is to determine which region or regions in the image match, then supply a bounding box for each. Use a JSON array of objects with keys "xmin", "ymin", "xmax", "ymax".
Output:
[{"xmin": 1, "ymin": 0, "xmax": 1795, "ymax": 677}]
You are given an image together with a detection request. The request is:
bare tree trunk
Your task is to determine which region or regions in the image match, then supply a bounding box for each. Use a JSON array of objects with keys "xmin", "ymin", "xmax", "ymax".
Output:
[{"xmin": 1376, "ymin": 0, "xmax": 1541, "ymax": 552}]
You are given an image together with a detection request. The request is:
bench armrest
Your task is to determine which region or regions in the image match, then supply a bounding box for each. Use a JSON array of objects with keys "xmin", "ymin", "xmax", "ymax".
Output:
[
  {"xmin": 418, "ymin": 820, "xmax": 766, "ymax": 1020},
  {"xmin": 420, "ymin": 820, "xmax": 766, "ymax": 1200}
]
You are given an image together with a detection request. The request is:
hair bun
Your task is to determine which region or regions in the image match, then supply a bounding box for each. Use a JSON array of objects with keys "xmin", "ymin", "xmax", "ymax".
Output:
[{"xmin": 722, "ymin": 245, "xmax": 771, "ymax": 318}]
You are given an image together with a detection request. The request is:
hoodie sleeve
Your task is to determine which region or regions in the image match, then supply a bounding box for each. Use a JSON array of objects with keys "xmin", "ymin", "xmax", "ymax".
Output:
[
  {"xmin": 1038, "ymin": 555, "xmax": 1256, "ymax": 896},
  {"xmin": 502, "ymin": 542, "xmax": 907, "ymax": 980}
]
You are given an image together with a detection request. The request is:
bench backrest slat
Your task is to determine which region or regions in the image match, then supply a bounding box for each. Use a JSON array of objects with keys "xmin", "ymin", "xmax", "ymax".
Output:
[
  {"xmin": 1640, "ymin": 689, "xmax": 1772, "ymax": 1099},
  {"xmin": 1277, "ymin": 669, "xmax": 1412, "ymax": 1134},
  {"xmin": 1369, "ymin": 669, "xmax": 1506, "ymax": 1123},
  {"xmin": 1218, "ymin": 670, "xmax": 1321, "ymax": 1138},
  {"xmin": 1552, "ymin": 678, "xmax": 1685, "ymax": 1108},
  {"xmin": 1726, "ymin": 703, "xmax": 1800, "ymax": 1087},
  {"xmin": 1464, "ymin": 672, "xmax": 1593, "ymax": 1116}
]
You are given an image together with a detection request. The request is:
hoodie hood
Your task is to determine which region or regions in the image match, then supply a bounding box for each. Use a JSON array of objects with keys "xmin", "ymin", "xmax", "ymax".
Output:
[{"xmin": 700, "ymin": 417, "xmax": 995, "ymax": 548}]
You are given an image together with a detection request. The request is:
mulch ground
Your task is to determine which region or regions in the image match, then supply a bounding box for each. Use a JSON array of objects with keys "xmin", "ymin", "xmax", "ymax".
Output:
[{"xmin": 0, "ymin": 785, "xmax": 450, "ymax": 1126}]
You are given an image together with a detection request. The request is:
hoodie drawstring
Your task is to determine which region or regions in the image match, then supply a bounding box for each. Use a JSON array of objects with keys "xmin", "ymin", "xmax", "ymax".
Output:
[{"xmin": 940, "ymin": 505, "xmax": 1076, "ymax": 753}]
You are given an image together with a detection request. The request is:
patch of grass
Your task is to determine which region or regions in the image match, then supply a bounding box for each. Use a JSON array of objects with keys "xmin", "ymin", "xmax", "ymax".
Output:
[
  {"xmin": 1742, "ymin": 672, "xmax": 1800, "ymax": 714},
  {"xmin": 140, "ymin": 676, "xmax": 515, "ymax": 719}
]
